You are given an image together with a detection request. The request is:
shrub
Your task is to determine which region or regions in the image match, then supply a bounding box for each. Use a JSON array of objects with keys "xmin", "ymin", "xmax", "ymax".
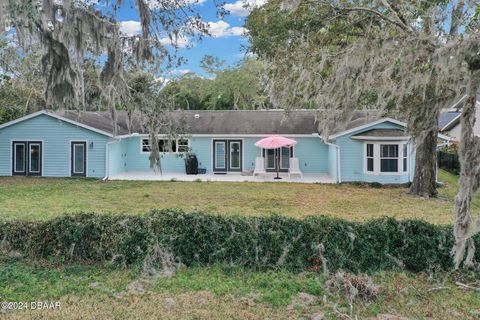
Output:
[{"xmin": 0, "ymin": 210, "xmax": 476, "ymax": 273}]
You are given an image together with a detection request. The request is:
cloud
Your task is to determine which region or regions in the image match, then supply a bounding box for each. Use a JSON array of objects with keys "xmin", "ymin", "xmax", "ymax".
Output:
[
  {"xmin": 159, "ymin": 35, "xmax": 190, "ymax": 48},
  {"xmin": 119, "ymin": 21, "xmax": 190, "ymax": 48},
  {"xmin": 119, "ymin": 20, "xmax": 142, "ymax": 36},
  {"xmin": 147, "ymin": 0, "xmax": 207, "ymax": 9},
  {"xmin": 207, "ymin": 21, "xmax": 246, "ymax": 38},
  {"xmin": 224, "ymin": 0, "xmax": 267, "ymax": 17}
]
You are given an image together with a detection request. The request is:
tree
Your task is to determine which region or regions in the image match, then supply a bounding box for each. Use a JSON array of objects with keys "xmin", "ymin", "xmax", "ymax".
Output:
[
  {"xmin": 248, "ymin": 0, "xmax": 480, "ymax": 268},
  {"xmin": 246, "ymin": 0, "xmax": 473, "ymax": 199},
  {"xmin": 162, "ymin": 57, "xmax": 270, "ymax": 110},
  {"xmin": 0, "ymin": 0, "xmax": 219, "ymax": 168},
  {"xmin": 0, "ymin": 40, "xmax": 44, "ymax": 123}
]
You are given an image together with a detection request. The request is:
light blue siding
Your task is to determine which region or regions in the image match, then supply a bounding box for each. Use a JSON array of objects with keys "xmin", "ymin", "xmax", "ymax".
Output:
[
  {"xmin": 328, "ymin": 144, "xmax": 338, "ymax": 182},
  {"xmin": 293, "ymin": 137, "xmax": 329, "ymax": 173},
  {"xmin": 107, "ymin": 140, "xmax": 127, "ymax": 176},
  {"xmin": 0, "ymin": 114, "xmax": 110, "ymax": 178},
  {"xmin": 336, "ymin": 121, "xmax": 411, "ymax": 184},
  {"xmin": 123, "ymin": 136, "xmax": 187, "ymax": 173},
  {"xmin": 115, "ymin": 136, "xmax": 330, "ymax": 174}
]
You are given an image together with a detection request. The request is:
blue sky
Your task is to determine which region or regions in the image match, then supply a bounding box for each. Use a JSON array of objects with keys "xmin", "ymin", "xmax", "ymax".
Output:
[{"xmin": 117, "ymin": 0, "xmax": 264, "ymax": 77}]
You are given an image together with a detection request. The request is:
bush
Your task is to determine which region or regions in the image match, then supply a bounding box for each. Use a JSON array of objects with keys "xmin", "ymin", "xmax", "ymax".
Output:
[{"xmin": 0, "ymin": 210, "xmax": 476, "ymax": 273}]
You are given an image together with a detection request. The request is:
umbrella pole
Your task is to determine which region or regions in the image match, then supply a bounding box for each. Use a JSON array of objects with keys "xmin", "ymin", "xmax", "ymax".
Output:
[{"xmin": 274, "ymin": 149, "xmax": 282, "ymax": 180}]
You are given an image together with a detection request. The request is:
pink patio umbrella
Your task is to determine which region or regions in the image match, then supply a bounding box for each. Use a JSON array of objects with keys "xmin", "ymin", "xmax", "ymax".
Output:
[{"xmin": 255, "ymin": 136, "xmax": 297, "ymax": 180}]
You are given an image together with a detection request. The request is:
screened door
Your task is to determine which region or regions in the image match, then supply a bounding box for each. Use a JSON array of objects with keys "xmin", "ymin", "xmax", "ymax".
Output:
[{"xmin": 71, "ymin": 142, "xmax": 87, "ymax": 177}]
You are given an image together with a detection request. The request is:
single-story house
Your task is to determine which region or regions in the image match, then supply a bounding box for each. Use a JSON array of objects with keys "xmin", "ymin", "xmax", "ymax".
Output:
[
  {"xmin": 439, "ymin": 95, "xmax": 480, "ymax": 141},
  {"xmin": 0, "ymin": 109, "xmax": 425, "ymax": 184}
]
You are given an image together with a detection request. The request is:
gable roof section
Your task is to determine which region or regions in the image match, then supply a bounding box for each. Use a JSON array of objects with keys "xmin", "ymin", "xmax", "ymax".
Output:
[
  {"xmin": 55, "ymin": 109, "xmax": 381, "ymax": 136},
  {"xmin": 439, "ymin": 111, "xmax": 461, "ymax": 131},
  {"xmin": 328, "ymin": 118, "xmax": 406, "ymax": 139},
  {"xmin": 0, "ymin": 110, "xmax": 114, "ymax": 137}
]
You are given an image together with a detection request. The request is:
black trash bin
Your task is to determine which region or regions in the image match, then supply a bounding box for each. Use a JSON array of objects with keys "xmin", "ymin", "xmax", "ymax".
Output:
[{"xmin": 185, "ymin": 154, "xmax": 198, "ymax": 174}]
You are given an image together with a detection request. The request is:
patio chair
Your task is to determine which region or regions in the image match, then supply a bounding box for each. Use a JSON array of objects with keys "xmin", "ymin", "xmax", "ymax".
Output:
[
  {"xmin": 288, "ymin": 157, "xmax": 303, "ymax": 179},
  {"xmin": 253, "ymin": 157, "xmax": 266, "ymax": 176}
]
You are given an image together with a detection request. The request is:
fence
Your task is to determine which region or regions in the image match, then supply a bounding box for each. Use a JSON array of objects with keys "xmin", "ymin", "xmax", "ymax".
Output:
[{"xmin": 438, "ymin": 151, "xmax": 460, "ymax": 175}]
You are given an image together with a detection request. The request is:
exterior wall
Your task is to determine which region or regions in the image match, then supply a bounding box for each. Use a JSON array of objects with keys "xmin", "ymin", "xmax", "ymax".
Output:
[
  {"xmin": 0, "ymin": 114, "xmax": 110, "ymax": 178},
  {"xmin": 327, "ymin": 144, "xmax": 338, "ymax": 182},
  {"xmin": 337, "ymin": 122, "xmax": 412, "ymax": 184},
  {"xmin": 114, "ymin": 136, "xmax": 330, "ymax": 174},
  {"xmin": 123, "ymin": 136, "xmax": 189, "ymax": 173},
  {"xmin": 107, "ymin": 140, "xmax": 127, "ymax": 176},
  {"xmin": 444, "ymin": 124, "xmax": 462, "ymax": 141}
]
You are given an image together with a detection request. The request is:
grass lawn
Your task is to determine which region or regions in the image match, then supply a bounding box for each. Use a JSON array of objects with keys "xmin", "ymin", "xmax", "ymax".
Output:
[
  {"xmin": 1, "ymin": 257, "xmax": 479, "ymax": 320},
  {"xmin": 0, "ymin": 170, "xmax": 474, "ymax": 224}
]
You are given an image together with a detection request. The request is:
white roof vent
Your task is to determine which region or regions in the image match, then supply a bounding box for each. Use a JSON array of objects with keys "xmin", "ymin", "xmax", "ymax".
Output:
[{"xmin": 194, "ymin": 114, "xmax": 200, "ymax": 119}]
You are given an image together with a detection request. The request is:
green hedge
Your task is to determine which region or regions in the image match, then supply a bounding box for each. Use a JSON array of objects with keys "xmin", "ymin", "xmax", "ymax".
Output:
[{"xmin": 1, "ymin": 210, "xmax": 477, "ymax": 273}]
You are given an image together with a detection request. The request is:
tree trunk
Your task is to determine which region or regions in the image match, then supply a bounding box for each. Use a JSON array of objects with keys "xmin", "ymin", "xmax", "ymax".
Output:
[
  {"xmin": 409, "ymin": 99, "xmax": 440, "ymax": 198},
  {"xmin": 452, "ymin": 67, "xmax": 480, "ymax": 269}
]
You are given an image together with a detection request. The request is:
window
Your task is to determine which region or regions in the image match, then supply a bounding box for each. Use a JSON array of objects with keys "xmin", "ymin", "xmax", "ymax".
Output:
[
  {"xmin": 366, "ymin": 144, "xmax": 374, "ymax": 172},
  {"xmin": 177, "ymin": 139, "xmax": 189, "ymax": 153},
  {"xmin": 141, "ymin": 139, "xmax": 151, "ymax": 152},
  {"xmin": 403, "ymin": 144, "xmax": 408, "ymax": 172},
  {"xmin": 142, "ymin": 138, "xmax": 189, "ymax": 153},
  {"xmin": 380, "ymin": 144, "xmax": 399, "ymax": 173}
]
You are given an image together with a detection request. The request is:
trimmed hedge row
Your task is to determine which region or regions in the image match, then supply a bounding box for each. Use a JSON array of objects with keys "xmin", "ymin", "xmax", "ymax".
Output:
[{"xmin": 1, "ymin": 210, "xmax": 478, "ymax": 273}]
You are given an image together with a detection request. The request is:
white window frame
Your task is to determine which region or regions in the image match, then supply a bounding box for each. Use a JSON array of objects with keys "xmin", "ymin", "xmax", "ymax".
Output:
[
  {"xmin": 365, "ymin": 143, "xmax": 374, "ymax": 173},
  {"xmin": 140, "ymin": 138, "xmax": 190, "ymax": 154},
  {"xmin": 214, "ymin": 141, "xmax": 226, "ymax": 169},
  {"xmin": 29, "ymin": 142, "xmax": 42, "ymax": 173},
  {"xmin": 229, "ymin": 141, "xmax": 241, "ymax": 170},
  {"xmin": 13, "ymin": 142, "xmax": 26, "ymax": 173},
  {"xmin": 364, "ymin": 141, "xmax": 409, "ymax": 176}
]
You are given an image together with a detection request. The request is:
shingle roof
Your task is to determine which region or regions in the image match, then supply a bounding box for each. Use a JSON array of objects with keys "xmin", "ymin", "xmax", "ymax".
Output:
[
  {"xmin": 52, "ymin": 109, "xmax": 381, "ymax": 136},
  {"xmin": 352, "ymin": 128, "xmax": 407, "ymax": 138},
  {"xmin": 439, "ymin": 112, "xmax": 461, "ymax": 131}
]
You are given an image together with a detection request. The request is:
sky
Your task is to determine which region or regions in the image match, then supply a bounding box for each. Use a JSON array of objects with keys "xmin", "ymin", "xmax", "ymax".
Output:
[{"xmin": 116, "ymin": 0, "xmax": 265, "ymax": 77}]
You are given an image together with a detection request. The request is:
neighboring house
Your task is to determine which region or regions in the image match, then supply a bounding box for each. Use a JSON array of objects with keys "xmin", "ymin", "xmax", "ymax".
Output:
[
  {"xmin": 0, "ymin": 109, "xmax": 422, "ymax": 184},
  {"xmin": 439, "ymin": 96, "xmax": 480, "ymax": 141}
]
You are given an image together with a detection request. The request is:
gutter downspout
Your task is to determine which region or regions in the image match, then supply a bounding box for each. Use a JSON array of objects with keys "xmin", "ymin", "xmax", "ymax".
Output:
[
  {"xmin": 103, "ymin": 138, "xmax": 122, "ymax": 181},
  {"xmin": 314, "ymin": 133, "xmax": 341, "ymax": 183}
]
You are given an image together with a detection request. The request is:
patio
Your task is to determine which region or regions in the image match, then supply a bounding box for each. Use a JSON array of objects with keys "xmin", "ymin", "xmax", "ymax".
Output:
[{"xmin": 108, "ymin": 171, "xmax": 336, "ymax": 184}]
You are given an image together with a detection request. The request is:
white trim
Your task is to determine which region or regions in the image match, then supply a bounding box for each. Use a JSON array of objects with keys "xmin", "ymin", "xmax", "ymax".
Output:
[
  {"xmin": 10, "ymin": 139, "xmax": 44, "ymax": 176},
  {"xmin": 140, "ymin": 137, "xmax": 191, "ymax": 155},
  {"xmin": 13, "ymin": 142, "xmax": 26, "ymax": 173},
  {"xmin": 328, "ymin": 118, "xmax": 407, "ymax": 140},
  {"xmin": 211, "ymin": 138, "xmax": 245, "ymax": 173},
  {"xmin": 73, "ymin": 144, "xmax": 86, "ymax": 174},
  {"xmin": 229, "ymin": 141, "xmax": 241, "ymax": 170},
  {"xmin": 214, "ymin": 141, "xmax": 227, "ymax": 170},
  {"xmin": 440, "ymin": 113, "xmax": 461, "ymax": 132},
  {"xmin": 0, "ymin": 110, "xmax": 114, "ymax": 137},
  {"xmin": 69, "ymin": 140, "xmax": 88, "ymax": 177},
  {"xmin": 104, "ymin": 139, "xmax": 121, "ymax": 180},
  {"xmin": 351, "ymin": 136, "xmax": 410, "ymax": 141},
  {"xmin": 126, "ymin": 133, "xmax": 320, "ymax": 139},
  {"xmin": 28, "ymin": 143, "xmax": 41, "ymax": 173},
  {"xmin": 363, "ymin": 141, "xmax": 410, "ymax": 176}
]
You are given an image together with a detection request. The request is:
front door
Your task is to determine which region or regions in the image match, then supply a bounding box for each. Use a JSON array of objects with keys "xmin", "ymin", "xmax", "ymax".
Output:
[
  {"xmin": 12, "ymin": 141, "xmax": 42, "ymax": 176},
  {"xmin": 71, "ymin": 142, "xmax": 87, "ymax": 177},
  {"xmin": 213, "ymin": 139, "xmax": 242, "ymax": 172},
  {"xmin": 264, "ymin": 147, "xmax": 292, "ymax": 172}
]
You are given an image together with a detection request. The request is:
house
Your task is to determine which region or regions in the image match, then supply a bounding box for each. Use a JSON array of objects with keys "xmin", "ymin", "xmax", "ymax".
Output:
[
  {"xmin": 0, "ymin": 109, "xmax": 419, "ymax": 184},
  {"xmin": 439, "ymin": 95, "xmax": 480, "ymax": 141}
]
